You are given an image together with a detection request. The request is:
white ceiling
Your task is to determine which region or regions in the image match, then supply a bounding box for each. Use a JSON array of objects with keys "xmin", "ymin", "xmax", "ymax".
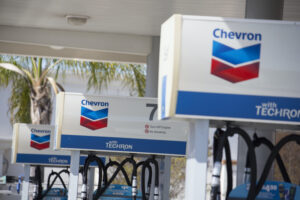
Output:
[
  {"xmin": 0, "ymin": 0, "xmax": 246, "ymax": 36},
  {"xmin": 0, "ymin": 0, "xmax": 299, "ymax": 62}
]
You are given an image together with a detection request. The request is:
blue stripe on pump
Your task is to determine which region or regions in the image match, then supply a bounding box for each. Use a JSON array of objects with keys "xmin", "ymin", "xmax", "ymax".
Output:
[
  {"xmin": 16, "ymin": 153, "xmax": 105, "ymax": 166},
  {"xmin": 60, "ymin": 135, "xmax": 186, "ymax": 156},
  {"xmin": 176, "ymin": 90, "xmax": 300, "ymax": 122}
]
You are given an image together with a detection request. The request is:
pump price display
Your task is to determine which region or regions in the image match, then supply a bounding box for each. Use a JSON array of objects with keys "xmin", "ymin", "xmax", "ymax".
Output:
[
  {"xmin": 158, "ymin": 15, "xmax": 300, "ymax": 125},
  {"xmin": 55, "ymin": 92, "xmax": 188, "ymax": 156},
  {"xmin": 12, "ymin": 123, "xmax": 102, "ymax": 166}
]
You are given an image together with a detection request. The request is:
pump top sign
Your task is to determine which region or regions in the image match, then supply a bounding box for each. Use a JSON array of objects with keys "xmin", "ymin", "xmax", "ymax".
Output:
[
  {"xmin": 12, "ymin": 123, "xmax": 103, "ymax": 166},
  {"xmin": 55, "ymin": 93, "xmax": 188, "ymax": 156},
  {"xmin": 158, "ymin": 15, "xmax": 300, "ymax": 125}
]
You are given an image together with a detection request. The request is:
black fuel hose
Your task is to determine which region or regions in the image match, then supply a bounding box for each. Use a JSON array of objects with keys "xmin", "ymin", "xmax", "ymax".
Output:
[
  {"xmin": 98, "ymin": 156, "xmax": 137, "ymax": 200},
  {"xmin": 138, "ymin": 161, "xmax": 152, "ymax": 199},
  {"xmin": 82, "ymin": 154, "xmax": 106, "ymax": 200},
  {"xmin": 105, "ymin": 159, "xmax": 131, "ymax": 186},
  {"xmin": 211, "ymin": 129, "xmax": 232, "ymax": 200},
  {"xmin": 211, "ymin": 129, "xmax": 226, "ymax": 200},
  {"xmin": 254, "ymin": 134, "xmax": 300, "ymax": 198},
  {"xmin": 33, "ymin": 166, "xmax": 43, "ymax": 200},
  {"xmin": 224, "ymin": 135, "xmax": 233, "ymax": 198},
  {"xmin": 244, "ymin": 133, "xmax": 291, "ymax": 183},
  {"xmin": 40, "ymin": 169, "xmax": 69, "ymax": 199},
  {"xmin": 141, "ymin": 157, "xmax": 159, "ymax": 200},
  {"xmin": 226, "ymin": 127, "xmax": 257, "ymax": 200}
]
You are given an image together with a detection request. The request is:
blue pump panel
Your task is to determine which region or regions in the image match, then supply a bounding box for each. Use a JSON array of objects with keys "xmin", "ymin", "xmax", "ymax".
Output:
[
  {"xmin": 43, "ymin": 188, "xmax": 68, "ymax": 200},
  {"xmin": 229, "ymin": 181, "xmax": 299, "ymax": 200},
  {"xmin": 97, "ymin": 184, "xmax": 142, "ymax": 199}
]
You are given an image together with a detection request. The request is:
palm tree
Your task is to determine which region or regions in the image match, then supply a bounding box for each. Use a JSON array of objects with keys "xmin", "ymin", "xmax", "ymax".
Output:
[{"xmin": 0, "ymin": 55, "xmax": 146, "ymax": 125}]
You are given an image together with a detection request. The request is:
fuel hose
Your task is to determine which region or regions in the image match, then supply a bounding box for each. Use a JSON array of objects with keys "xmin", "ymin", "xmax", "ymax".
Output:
[
  {"xmin": 33, "ymin": 166, "xmax": 43, "ymax": 200},
  {"xmin": 141, "ymin": 157, "xmax": 159, "ymax": 200},
  {"xmin": 40, "ymin": 169, "xmax": 69, "ymax": 199},
  {"xmin": 254, "ymin": 134, "xmax": 300, "ymax": 198},
  {"xmin": 211, "ymin": 129, "xmax": 226, "ymax": 200},
  {"xmin": 225, "ymin": 127, "xmax": 257, "ymax": 200},
  {"xmin": 244, "ymin": 133, "xmax": 291, "ymax": 183},
  {"xmin": 97, "ymin": 156, "xmax": 137, "ymax": 200},
  {"xmin": 138, "ymin": 161, "xmax": 152, "ymax": 199},
  {"xmin": 82, "ymin": 154, "xmax": 106, "ymax": 200},
  {"xmin": 105, "ymin": 159, "xmax": 131, "ymax": 186}
]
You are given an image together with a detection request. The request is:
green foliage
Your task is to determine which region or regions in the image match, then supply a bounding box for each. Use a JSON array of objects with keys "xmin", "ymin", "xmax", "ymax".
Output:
[
  {"xmin": 86, "ymin": 62, "xmax": 146, "ymax": 97},
  {"xmin": 170, "ymin": 157, "xmax": 186, "ymax": 199},
  {"xmin": 0, "ymin": 54, "xmax": 146, "ymax": 124},
  {"xmin": 0, "ymin": 56, "xmax": 32, "ymax": 124},
  {"xmin": 8, "ymin": 77, "xmax": 31, "ymax": 124}
]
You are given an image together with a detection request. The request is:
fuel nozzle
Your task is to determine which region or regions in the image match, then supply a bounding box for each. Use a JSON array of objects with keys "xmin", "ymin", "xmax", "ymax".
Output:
[
  {"xmin": 33, "ymin": 184, "xmax": 38, "ymax": 199},
  {"xmin": 132, "ymin": 175, "xmax": 137, "ymax": 197},
  {"xmin": 81, "ymin": 183, "xmax": 87, "ymax": 199},
  {"xmin": 154, "ymin": 186, "xmax": 159, "ymax": 200}
]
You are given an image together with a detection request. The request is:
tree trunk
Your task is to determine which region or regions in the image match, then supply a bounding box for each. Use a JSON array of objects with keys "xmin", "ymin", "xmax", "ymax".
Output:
[
  {"xmin": 29, "ymin": 84, "xmax": 51, "ymax": 193},
  {"xmin": 30, "ymin": 84, "xmax": 52, "ymax": 125}
]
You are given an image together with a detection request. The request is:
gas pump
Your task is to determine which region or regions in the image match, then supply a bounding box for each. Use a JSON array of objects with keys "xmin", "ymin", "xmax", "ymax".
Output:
[
  {"xmin": 11, "ymin": 123, "xmax": 105, "ymax": 200},
  {"xmin": 55, "ymin": 93, "xmax": 189, "ymax": 200}
]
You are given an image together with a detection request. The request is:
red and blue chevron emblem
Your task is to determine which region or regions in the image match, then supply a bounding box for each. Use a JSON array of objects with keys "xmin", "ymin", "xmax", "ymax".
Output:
[
  {"xmin": 80, "ymin": 107, "xmax": 108, "ymax": 130},
  {"xmin": 30, "ymin": 133, "xmax": 50, "ymax": 150},
  {"xmin": 211, "ymin": 41, "xmax": 261, "ymax": 83}
]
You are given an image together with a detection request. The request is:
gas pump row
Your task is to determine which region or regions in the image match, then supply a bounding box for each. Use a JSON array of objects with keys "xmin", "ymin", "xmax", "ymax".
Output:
[
  {"xmin": 27, "ymin": 125, "xmax": 299, "ymax": 200},
  {"xmin": 210, "ymin": 126, "xmax": 300, "ymax": 200},
  {"xmin": 30, "ymin": 155, "xmax": 159, "ymax": 200},
  {"xmin": 12, "ymin": 93, "xmax": 188, "ymax": 200}
]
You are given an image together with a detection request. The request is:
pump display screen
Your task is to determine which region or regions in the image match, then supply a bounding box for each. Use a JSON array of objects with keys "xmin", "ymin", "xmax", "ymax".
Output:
[
  {"xmin": 55, "ymin": 93, "xmax": 189, "ymax": 156},
  {"xmin": 228, "ymin": 181, "xmax": 299, "ymax": 200}
]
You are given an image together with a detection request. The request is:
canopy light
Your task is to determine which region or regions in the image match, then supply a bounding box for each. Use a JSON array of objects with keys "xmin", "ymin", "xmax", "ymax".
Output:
[{"xmin": 66, "ymin": 15, "xmax": 89, "ymax": 26}]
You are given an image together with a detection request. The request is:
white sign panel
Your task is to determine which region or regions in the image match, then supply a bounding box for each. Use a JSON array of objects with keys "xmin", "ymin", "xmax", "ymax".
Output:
[
  {"xmin": 12, "ymin": 123, "xmax": 102, "ymax": 166},
  {"xmin": 55, "ymin": 93, "xmax": 188, "ymax": 156},
  {"xmin": 158, "ymin": 15, "xmax": 300, "ymax": 125}
]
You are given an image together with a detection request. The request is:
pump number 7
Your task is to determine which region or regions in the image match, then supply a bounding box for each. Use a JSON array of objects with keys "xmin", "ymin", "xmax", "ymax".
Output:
[{"xmin": 146, "ymin": 103, "xmax": 157, "ymax": 121}]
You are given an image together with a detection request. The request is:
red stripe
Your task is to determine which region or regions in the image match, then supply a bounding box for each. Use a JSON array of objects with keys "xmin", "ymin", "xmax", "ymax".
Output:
[
  {"xmin": 211, "ymin": 59, "xmax": 259, "ymax": 83},
  {"xmin": 80, "ymin": 117, "xmax": 108, "ymax": 130},
  {"xmin": 30, "ymin": 141, "xmax": 50, "ymax": 150}
]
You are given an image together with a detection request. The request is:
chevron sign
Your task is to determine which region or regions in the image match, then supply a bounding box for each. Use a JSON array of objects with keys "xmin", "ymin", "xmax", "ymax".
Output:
[
  {"xmin": 211, "ymin": 40, "xmax": 261, "ymax": 83},
  {"xmin": 80, "ymin": 100, "xmax": 109, "ymax": 130},
  {"xmin": 30, "ymin": 130, "xmax": 50, "ymax": 150}
]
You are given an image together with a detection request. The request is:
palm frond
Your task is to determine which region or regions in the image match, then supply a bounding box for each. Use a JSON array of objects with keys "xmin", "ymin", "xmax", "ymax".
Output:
[
  {"xmin": 86, "ymin": 62, "xmax": 146, "ymax": 96},
  {"xmin": 38, "ymin": 59, "xmax": 63, "ymax": 83},
  {"xmin": 0, "ymin": 63, "xmax": 26, "ymax": 77},
  {"xmin": 8, "ymin": 77, "xmax": 31, "ymax": 124},
  {"xmin": 46, "ymin": 77, "xmax": 65, "ymax": 94},
  {"xmin": 31, "ymin": 57, "xmax": 38, "ymax": 79},
  {"xmin": 46, "ymin": 77, "xmax": 59, "ymax": 94}
]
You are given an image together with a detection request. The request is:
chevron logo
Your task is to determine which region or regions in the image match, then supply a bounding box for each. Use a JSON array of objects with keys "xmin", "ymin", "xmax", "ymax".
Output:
[
  {"xmin": 30, "ymin": 133, "xmax": 50, "ymax": 150},
  {"xmin": 211, "ymin": 40, "xmax": 261, "ymax": 83},
  {"xmin": 80, "ymin": 106, "xmax": 108, "ymax": 130}
]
